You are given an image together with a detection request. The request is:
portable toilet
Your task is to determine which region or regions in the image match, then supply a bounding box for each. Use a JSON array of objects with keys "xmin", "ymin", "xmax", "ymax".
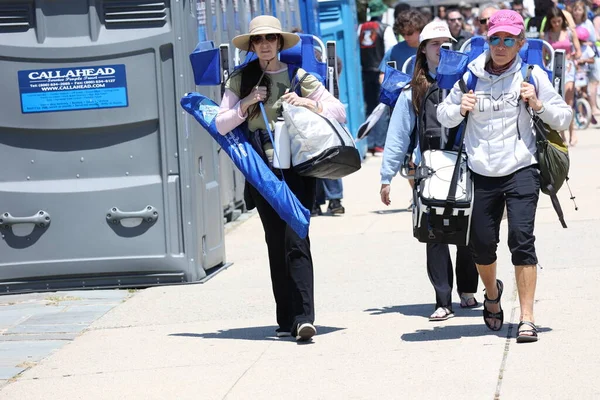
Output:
[{"xmin": 0, "ymin": 0, "xmax": 225, "ymax": 293}]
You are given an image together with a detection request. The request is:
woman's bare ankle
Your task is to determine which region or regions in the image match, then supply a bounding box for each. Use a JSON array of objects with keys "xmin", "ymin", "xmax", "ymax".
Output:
[{"xmin": 520, "ymin": 314, "xmax": 535, "ymax": 324}]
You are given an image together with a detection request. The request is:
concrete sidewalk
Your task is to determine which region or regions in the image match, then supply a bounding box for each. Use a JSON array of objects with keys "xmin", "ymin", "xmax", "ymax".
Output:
[{"xmin": 1, "ymin": 128, "xmax": 599, "ymax": 399}]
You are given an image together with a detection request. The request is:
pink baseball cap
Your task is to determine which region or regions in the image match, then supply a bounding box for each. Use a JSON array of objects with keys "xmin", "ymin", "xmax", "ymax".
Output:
[{"xmin": 487, "ymin": 10, "xmax": 525, "ymax": 37}]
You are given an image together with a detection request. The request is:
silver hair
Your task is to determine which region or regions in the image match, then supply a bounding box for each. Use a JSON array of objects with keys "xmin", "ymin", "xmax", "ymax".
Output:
[{"xmin": 480, "ymin": 3, "xmax": 500, "ymax": 11}]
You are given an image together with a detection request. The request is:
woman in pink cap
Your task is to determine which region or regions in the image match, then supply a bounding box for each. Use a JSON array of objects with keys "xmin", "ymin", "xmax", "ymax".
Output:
[{"xmin": 438, "ymin": 10, "xmax": 572, "ymax": 342}]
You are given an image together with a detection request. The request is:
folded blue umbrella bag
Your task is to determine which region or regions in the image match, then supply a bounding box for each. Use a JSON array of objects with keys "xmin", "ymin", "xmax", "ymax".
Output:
[{"xmin": 180, "ymin": 93, "xmax": 311, "ymax": 239}]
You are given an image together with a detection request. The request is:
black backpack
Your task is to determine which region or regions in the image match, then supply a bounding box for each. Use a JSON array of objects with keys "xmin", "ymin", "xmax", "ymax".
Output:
[{"xmin": 405, "ymin": 80, "xmax": 462, "ymax": 163}]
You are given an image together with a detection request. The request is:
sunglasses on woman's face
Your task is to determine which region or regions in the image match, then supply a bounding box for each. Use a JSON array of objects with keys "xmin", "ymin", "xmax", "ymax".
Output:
[
  {"xmin": 250, "ymin": 34, "xmax": 278, "ymax": 44},
  {"xmin": 479, "ymin": 18, "xmax": 488, "ymax": 25},
  {"xmin": 489, "ymin": 36, "xmax": 517, "ymax": 47}
]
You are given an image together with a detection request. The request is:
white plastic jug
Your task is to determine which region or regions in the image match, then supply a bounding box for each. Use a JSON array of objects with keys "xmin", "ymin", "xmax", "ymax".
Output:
[{"xmin": 272, "ymin": 118, "xmax": 291, "ymax": 169}]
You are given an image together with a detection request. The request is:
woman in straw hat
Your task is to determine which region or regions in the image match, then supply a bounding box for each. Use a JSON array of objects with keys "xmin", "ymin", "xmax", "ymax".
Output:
[{"xmin": 216, "ymin": 15, "xmax": 346, "ymax": 342}]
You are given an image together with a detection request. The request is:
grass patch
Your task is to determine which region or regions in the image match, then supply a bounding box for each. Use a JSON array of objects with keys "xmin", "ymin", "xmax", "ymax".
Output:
[
  {"xmin": 16, "ymin": 361, "xmax": 37, "ymax": 369},
  {"xmin": 44, "ymin": 295, "xmax": 82, "ymax": 306}
]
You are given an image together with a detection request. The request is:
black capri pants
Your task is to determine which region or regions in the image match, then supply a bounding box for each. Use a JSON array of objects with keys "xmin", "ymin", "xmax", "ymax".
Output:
[{"xmin": 469, "ymin": 165, "xmax": 540, "ymax": 266}]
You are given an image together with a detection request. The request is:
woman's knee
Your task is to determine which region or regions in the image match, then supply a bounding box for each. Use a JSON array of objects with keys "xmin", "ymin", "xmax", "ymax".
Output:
[
  {"xmin": 508, "ymin": 225, "xmax": 537, "ymax": 266},
  {"xmin": 469, "ymin": 234, "xmax": 498, "ymax": 265}
]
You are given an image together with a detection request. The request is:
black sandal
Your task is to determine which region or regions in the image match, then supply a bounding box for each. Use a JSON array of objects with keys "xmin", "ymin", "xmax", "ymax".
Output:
[
  {"xmin": 516, "ymin": 321, "xmax": 539, "ymax": 343},
  {"xmin": 483, "ymin": 279, "xmax": 504, "ymax": 331}
]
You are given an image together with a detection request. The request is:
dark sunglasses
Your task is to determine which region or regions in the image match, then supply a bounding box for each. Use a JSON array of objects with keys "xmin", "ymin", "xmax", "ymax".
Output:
[
  {"xmin": 250, "ymin": 34, "xmax": 279, "ymax": 44},
  {"xmin": 489, "ymin": 36, "xmax": 517, "ymax": 47},
  {"xmin": 479, "ymin": 18, "xmax": 488, "ymax": 25},
  {"xmin": 448, "ymin": 17, "xmax": 463, "ymax": 22}
]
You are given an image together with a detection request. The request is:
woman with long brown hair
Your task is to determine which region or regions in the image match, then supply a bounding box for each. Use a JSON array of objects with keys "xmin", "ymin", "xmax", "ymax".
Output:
[
  {"xmin": 380, "ymin": 21, "xmax": 479, "ymax": 321},
  {"xmin": 541, "ymin": 6, "xmax": 581, "ymax": 145}
]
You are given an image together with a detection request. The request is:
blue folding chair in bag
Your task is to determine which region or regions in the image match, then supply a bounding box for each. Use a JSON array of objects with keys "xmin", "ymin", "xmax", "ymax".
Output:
[
  {"xmin": 356, "ymin": 62, "xmax": 412, "ymax": 140},
  {"xmin": 233, "ymin": 33, "xmax": 339, "ymax": 96},
  {"xmin": 185, "ymin": 40, "xmax": 311, "ymax": 238}
]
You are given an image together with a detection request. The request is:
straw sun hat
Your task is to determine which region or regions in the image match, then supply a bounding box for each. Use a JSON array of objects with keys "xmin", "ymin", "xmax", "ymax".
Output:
[{"xmin": 232, "ymin": 15, "xmax": 300, "ymax": 51}]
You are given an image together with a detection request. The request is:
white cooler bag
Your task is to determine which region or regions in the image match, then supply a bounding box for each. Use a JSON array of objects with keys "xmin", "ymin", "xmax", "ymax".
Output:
[
  {"xmin": 412, "ymin": 149, "xmax": 474, "ymax": 246},
  {"xmin": 282, "ymin": 102, "xmax": 361, "ymax": 179}
]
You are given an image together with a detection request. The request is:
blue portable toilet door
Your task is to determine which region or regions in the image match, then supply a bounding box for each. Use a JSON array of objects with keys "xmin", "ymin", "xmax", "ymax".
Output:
[{"xmin": 318, "ymin": 0, "xmax": 365, "ymax": 139}]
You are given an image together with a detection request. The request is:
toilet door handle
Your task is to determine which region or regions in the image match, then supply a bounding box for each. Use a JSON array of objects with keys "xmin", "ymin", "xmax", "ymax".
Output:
[
  {"xmin": 0, "ymin": 211, "xmax": 51, "ymax": 229},
  {"xmin": 106, "ymin": 205, "xmax": 159, "ymax": 225}
]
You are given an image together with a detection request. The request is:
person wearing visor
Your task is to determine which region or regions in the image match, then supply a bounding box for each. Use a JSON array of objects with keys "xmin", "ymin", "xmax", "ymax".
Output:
[
  {"xmin": 380, "ymin": 21, "xmax": 480, "ymax": 322},
  {"xmin": 438, "ymin": 11, "xmax": 572, "ymax": 342},
  {"xmin": 215, "ymin": 16, "xmax": 346, "ymax": 342}
]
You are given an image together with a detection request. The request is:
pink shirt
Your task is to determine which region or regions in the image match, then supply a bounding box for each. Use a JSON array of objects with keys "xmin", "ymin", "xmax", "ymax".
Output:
[{"xmin": 215, "ymin": 74, "xmax": 347, "ymax": 135}]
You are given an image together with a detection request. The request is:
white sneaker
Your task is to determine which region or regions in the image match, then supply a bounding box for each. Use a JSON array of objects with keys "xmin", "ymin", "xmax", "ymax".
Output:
[
  {"xmin": 276, "ymin": 330, "xmax": 291, "ymax": 338},
  {"xmin": 295, "ymin": 323, "xmax": 316, "ymax": 341}
]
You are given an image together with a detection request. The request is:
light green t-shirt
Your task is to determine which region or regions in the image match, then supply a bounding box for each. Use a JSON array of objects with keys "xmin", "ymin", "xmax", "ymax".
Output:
[{"xmin": 226, "ymin": 65, "xmax": 321, "ymax": 133}]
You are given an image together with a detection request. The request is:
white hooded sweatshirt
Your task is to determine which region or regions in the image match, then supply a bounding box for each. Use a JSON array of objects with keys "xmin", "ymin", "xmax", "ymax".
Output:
[{"xmin": 437, "ymin": 52, "xmax": 572, "ymax": 177}]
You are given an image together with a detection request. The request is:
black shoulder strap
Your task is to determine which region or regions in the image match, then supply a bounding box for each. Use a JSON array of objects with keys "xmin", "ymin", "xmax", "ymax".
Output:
[{"xmin": 443, "ymin": 78, "xmax": 470, "ymax": 215}]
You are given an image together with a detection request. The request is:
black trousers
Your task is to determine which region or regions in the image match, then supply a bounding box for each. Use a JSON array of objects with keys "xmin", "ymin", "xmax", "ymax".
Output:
[
  {"xmin": 469, "ymin": 165, "xmax": 540, "ymax": 266},
  {"xmin": 362, "ymin": 71, "xmax": 381, "ymax": 115},
  {"xmin": 247, "ymin": 170, "xmax": 316, "ymax": 334},
  {"xmin": 426, "ymin": 243, "xmax": 479, "ymax": 311}
]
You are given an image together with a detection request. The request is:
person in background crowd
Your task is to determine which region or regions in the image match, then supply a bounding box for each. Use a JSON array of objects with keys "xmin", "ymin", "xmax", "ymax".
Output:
[
  {"xmin": 460, "ymin": 1, "xmax": 477, "ymax": 31},
  {"xmin": 527, "ymin": 0, "xmax": 577, "ymax": 37},
  {"xmin": 541, "ymin": 6, "xmax": 581, "ymax": 146},
  {"xmin": 447, "ymin": 8, "xmax": 473, "ymax": 50},
  {"xmin": 380, "ymin": 20, "xmax": 480, "ymax": 321},
  {"xmin": 569, "ymin": 1, "xmax": 594, "ymax": 40},
  {"xmin": 573, "ymin": 25, "xmax": 596, "ymax": 99},
  {"xmin": 393, "ymin": 2, "xmax": 411, "ymax": 40},
  {"xmin": 380, "ymin": 10, "xmax": 427, "ymax": 76},
  {"xmin": 312, "ymin": 52, "xmax": 346, "ymax": 217},
  {"xmin": 593, "ymin": 0, "xmax": 600, "ymax": 46},
  {"xmin": 513, "ymin": 0, "xmax": 528, "ymax": 18},
  {"xmin": 359, "ymin": 0, "xmax": 398, "ymax": 156},
  {"xmin": 216, "ymin": 15, "xmax": 347, "ymax": 342},
  {"xmin": 478, "ymin": 4, "xmax": 501, "ymax": 35},
  {"xmin": 592, "ymin": 0, "xmax": 600, "ymax": 116},
  {"xmin": 526, "ymin": 0, "xmax": 554, "ymax": 37},
  {"xmin": 419, "ymin": 6, "xmax": 434, "ymax": 23},
  {"xmin": 523, "ymin": 0, "xmax": 536, "ymax": 18},
  {"xmin": 313, "ymin": 179, "xmax": 346, "ymax": 215},
  {"xmin": 571, "ymin": 0, "xmax": 600, "ymax": 115},
  {"xmin": 438, "ymin": 10, "xmax": 572, "ymax": 343},
  {"xmin": 435, "ymin": 6, "xmax": 448, "ymax": 21}
]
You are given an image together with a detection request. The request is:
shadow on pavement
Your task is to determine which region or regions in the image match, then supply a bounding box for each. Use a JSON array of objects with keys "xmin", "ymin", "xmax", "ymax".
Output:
[
  {"xmin": 364, "ymin": 303, "xmax": 482, "ymax": 318},
  {"xmin": 401, "ymin": 324, "xmax": 553, "ymax": 342},
  {"xmin": 169, "ymin": 325, "xmax": 346, "ymax": 341}
]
